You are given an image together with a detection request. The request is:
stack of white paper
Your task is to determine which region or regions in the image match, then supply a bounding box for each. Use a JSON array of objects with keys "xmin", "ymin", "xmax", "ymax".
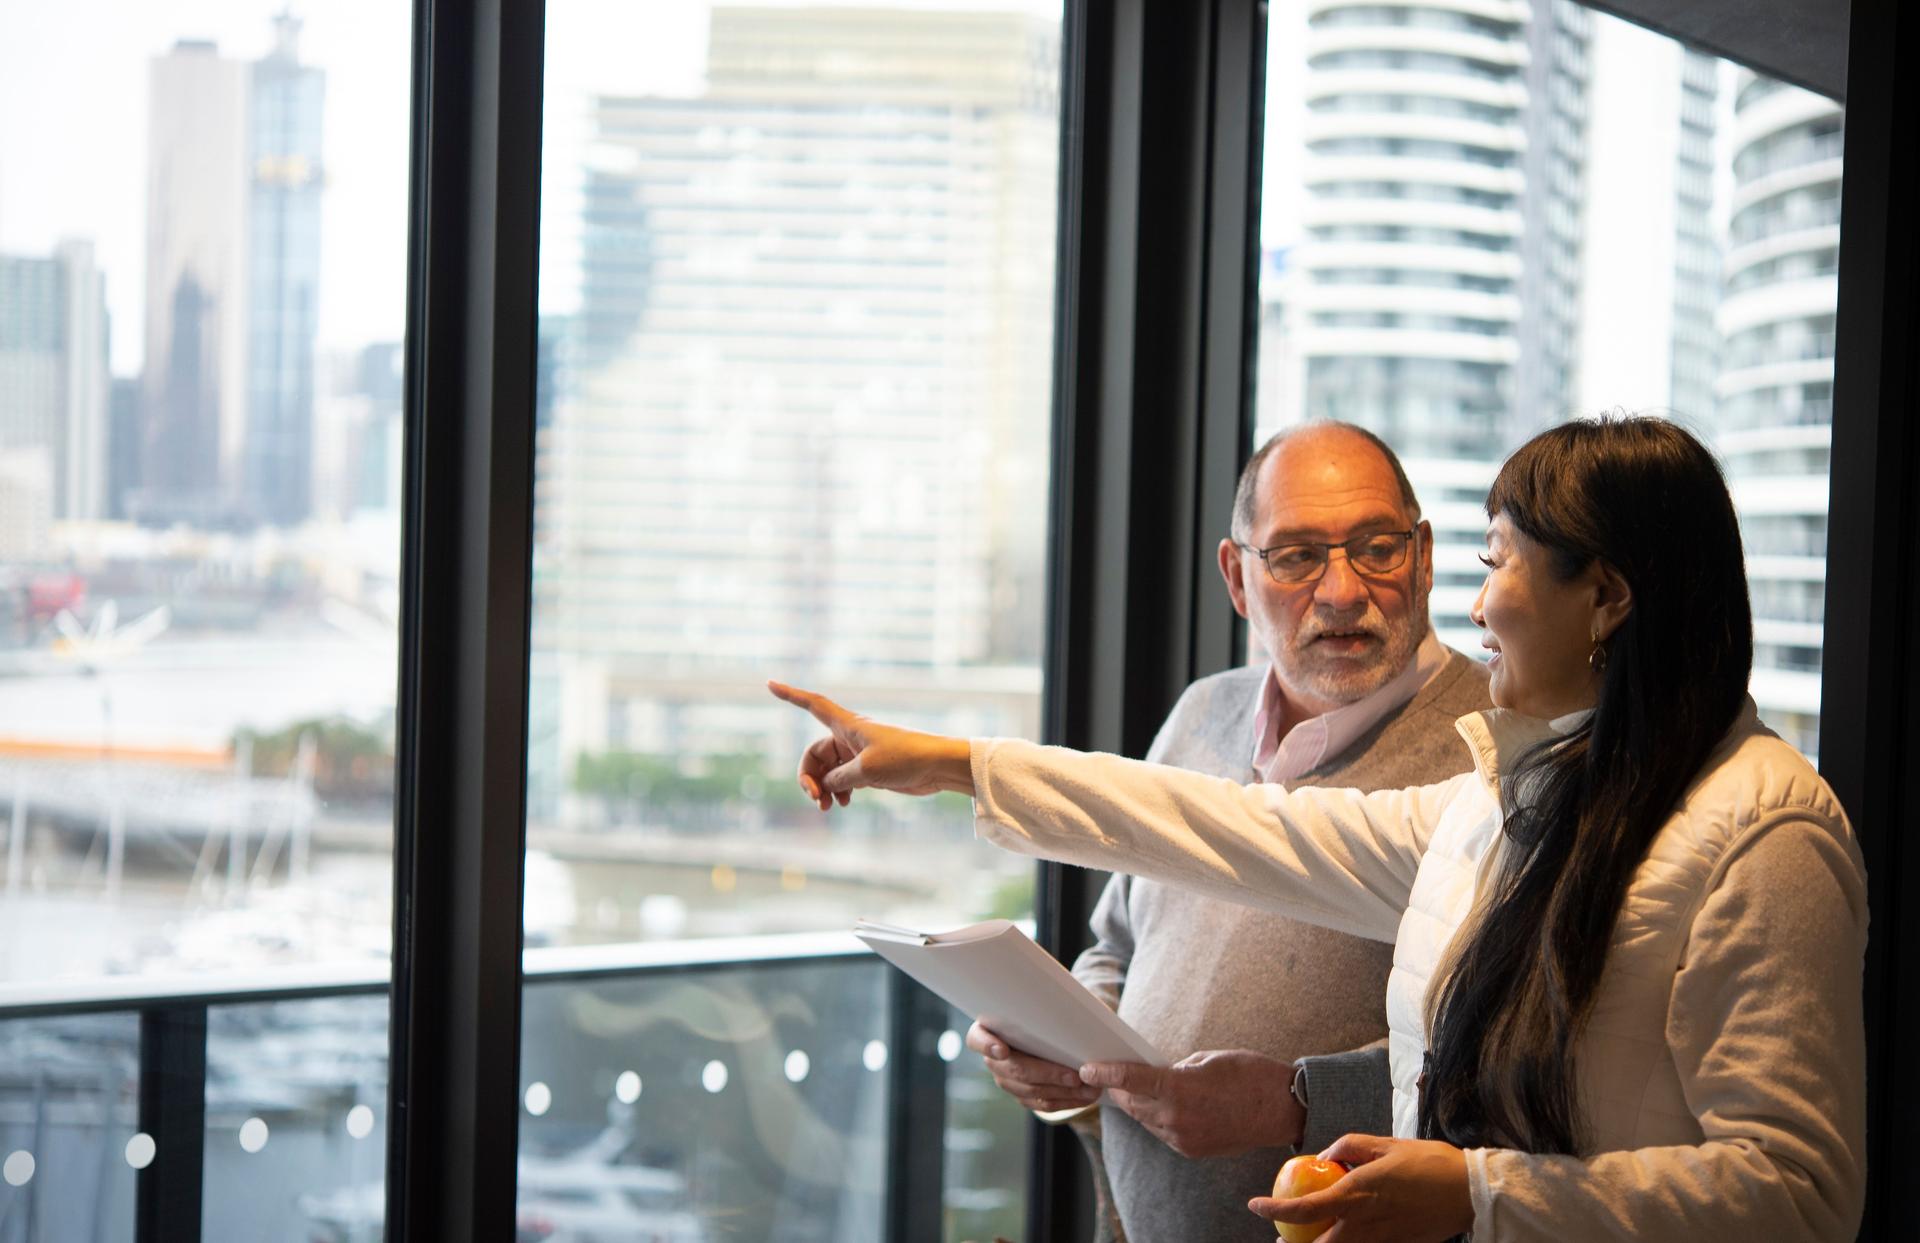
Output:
[{"xmin": 854, "ymin": 917, "xmax": 1167, "ymax": 1068}]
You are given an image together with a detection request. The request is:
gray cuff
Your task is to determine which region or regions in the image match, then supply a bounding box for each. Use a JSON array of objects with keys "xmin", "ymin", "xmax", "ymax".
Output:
[{"xmin": 1294, "ymin": 1046, "xmax": 1393, "ymax": 1155}]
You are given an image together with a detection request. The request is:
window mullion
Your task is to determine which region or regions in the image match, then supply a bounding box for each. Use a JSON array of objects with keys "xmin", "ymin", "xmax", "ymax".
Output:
[{"xmin": 386, "ymin": 0, "xmax": 546, "ymax": 1237}]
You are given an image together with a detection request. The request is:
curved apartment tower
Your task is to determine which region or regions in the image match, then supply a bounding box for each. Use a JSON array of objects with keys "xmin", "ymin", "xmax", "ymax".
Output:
[
  {"xmin": 1293, "ymin": 0, "xmax": 1589, "ymax": 648},
  {"xmin": 1717, "ymin": 74, "xmax": 1842, "ymax": 759}
]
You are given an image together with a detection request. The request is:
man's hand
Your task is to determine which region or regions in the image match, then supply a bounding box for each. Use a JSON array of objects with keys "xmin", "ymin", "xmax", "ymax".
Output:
[
  {"xmin": 1076, "ymin": 1049, "xmax": 1303, "ymax": 1159},
  {"xmin": 767, "ymin": 680, "xmax": 975, "ymax": 809},
  {"xmin": 965, "ymin": 1022, "xmax": 1103, "ymax": 1113},
  {"xmin": 1247, "ymin": 1134, "xmax": 1472, "ymax": 1242}
]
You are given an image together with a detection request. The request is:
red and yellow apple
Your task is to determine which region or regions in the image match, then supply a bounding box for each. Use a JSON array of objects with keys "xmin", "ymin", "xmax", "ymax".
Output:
[{"xmin": 1270, "ymin": 1155, "xmax": 1350, "ymax": 1242}]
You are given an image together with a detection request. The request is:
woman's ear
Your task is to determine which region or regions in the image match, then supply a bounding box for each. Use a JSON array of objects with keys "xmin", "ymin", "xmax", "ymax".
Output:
[{"xmin": 1590, "ymin": 560, "xmax": 1633, "ymax": 641}]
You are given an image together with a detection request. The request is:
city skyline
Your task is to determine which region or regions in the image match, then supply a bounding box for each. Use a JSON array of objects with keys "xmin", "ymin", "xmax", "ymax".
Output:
[
  {"xmin": 0, "ymin": 0, "xmax": 1797, "ymax": 396},
  {"xmin": 0, "ymin": 0, "xmax": 1051, "ymax": 381},
  {"xmin": 2, "ymin": 0, "xmax": 1842, "ymax": 760}
]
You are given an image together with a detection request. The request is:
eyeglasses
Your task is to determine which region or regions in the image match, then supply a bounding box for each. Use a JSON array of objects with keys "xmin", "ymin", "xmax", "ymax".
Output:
[{"xmin": 1238, "ymin": 530, "xmax": 1416, "ymax": 585}]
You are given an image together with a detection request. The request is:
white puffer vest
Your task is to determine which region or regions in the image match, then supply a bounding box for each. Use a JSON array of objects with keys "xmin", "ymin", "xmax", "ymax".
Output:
[{"xmin": 1383, "ymin": 699, "xmax": 1849, "ymax": 1147}]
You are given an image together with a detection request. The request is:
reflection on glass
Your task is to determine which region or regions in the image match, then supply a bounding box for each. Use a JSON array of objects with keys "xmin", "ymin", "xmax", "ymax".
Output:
[
  {"xmin": 207, "ymin": 996, "xmax": 389, "ymax": 1241},
  {"xmin": 0, "ymin": 1015, "xmax": 140, "ymax": 1237},
  {"xmin": 942, "ymin": 1004, "xmax": 1028, "ymax": 1240},
  {"xmin": 520, "ymin": 958, "xmax": 889, "ymax": 1241},
  {"xmin": 1, "ymin": 3, "xmax": 410, "ymax": 1235},
  {"xmin": 1256, "ymin": 2, "xmax": 1838, "ymax": 760}
]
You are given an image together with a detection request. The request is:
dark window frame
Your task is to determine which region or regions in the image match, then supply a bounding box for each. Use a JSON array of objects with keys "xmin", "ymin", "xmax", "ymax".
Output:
[
  {"xmin": 1034, "ymin": 0, "xmax": 1262, "ymax": 1233},
  {"xmin": 1822, "ymin": 1, "xmax": 1920, "ymax": 1238},
  {"xmin": 386, "ymin": 0, "xmax": 546, "ymax": 1235}
]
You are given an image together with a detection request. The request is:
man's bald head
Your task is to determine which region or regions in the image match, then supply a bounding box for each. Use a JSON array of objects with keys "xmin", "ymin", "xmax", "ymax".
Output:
[{"xmin": 1231, "ymin": 422, "xmax": 1421, "ymax": 544}]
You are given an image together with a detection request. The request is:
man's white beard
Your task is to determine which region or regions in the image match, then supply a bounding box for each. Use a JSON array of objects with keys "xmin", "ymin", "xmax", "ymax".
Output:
[{"xmin": 1276, "ymin": 599, "xmax": 1426, "ymax": 707}]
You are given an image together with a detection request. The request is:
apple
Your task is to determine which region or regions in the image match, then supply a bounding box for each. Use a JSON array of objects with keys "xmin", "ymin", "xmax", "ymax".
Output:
[{"xmin": 1270, "ymin": 1155, "xmax": 1350, "ymax": 1242}]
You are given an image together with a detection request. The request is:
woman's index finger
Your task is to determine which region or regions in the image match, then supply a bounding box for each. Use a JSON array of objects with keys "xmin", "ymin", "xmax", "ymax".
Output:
[{"xmin": 767, "ymin": 679, "xmax": 844, "ymax": 728}]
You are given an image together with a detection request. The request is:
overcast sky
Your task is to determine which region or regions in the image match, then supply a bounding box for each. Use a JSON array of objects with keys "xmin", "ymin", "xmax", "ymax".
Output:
[{"xmin": 1, "ymin": 0, "xmax": 1750, "ymax": 417}]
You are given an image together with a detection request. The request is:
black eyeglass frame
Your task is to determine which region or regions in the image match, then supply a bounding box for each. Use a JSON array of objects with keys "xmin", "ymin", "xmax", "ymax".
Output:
[{"xmin": 1235, "ymin": 528, "xmax": 1419, "ymax": 585}]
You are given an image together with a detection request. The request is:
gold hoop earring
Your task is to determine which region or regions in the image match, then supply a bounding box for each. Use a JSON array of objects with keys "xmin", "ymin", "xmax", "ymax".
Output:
[{"xmin": 1588, "ymin": 624, "xmax": 1608, "ymax": 672}]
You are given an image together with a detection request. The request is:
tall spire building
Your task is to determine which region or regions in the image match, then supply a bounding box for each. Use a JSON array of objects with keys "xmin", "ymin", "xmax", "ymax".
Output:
[{"xmin": 244, "ymin": 13, "xmax": 326, "ymax": 525}]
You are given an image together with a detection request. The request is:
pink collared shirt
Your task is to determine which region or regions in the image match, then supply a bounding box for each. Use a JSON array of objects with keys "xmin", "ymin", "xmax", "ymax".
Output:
[{"xmin": 1252, "ymin": 628, "xmax": 1451, "ymax": 783}]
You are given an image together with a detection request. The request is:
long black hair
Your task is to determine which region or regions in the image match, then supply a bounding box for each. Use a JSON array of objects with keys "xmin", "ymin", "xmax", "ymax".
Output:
[{"xmin": 1417, "ymin": 416, "xmax": 1754, "ymax": 1154}]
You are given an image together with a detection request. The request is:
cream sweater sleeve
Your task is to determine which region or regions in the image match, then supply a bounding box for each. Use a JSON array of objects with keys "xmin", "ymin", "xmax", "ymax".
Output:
[
  {"xmin": 1465, "ymin": 814, "xmax": 1869, "ymax": 1242},
  {"xmin": 969, "ymin": 737, "xmax": 1463, "ymax": 944}
]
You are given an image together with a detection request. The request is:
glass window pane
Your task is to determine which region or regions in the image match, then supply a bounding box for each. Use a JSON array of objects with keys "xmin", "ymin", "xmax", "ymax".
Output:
[
  {"xmin": 941, "ymin": 1001, "xmax": 1028, "ymax": 1239},
  {"xmin": 1255, "ymin": 0, "xmax": 1836, "ymax": 760},
  {"xmin": 205, "ymin": 996, "xmax": 389, "ymax": 1241},
  {"xmin": 0, "ymin": 1015, "xmax": 141, "ymax": 1239},
  {"xmin": 0, "ymin": 5, "xmax": 411, "ymax": 1235},
  {"xmin": 529, "ymin": 2, "xmax": 1062, "ymax": 1238},
  {"xmin": 520, "ymin": 953, "xmax": 890, "ymax": 1240}
]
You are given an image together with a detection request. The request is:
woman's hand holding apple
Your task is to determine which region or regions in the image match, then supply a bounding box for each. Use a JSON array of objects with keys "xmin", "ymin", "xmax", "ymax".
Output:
[
  {"xmin": 1250, "ymin": 1135, "xmax": 1473, "ymax": 1243},
  {"xmin": 1268, "ymin": 1155, "xmax": 1349, "ymax": 1241}
]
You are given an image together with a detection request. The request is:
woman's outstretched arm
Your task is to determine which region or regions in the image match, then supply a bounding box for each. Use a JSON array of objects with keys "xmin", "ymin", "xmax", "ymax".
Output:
[
  {"xmin": 770, "ymin": 680, "xmax": 1462, "ymax": 944},
  {"xmin": 968, "ymin": 737, "xmax": 1451, "ymax": 943}
]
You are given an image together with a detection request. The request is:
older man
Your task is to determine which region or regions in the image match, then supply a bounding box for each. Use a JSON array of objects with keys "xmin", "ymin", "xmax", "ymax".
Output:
[{"xmin": 967, "ymin": 421, "xmax": 1491, "ymax": 1241}]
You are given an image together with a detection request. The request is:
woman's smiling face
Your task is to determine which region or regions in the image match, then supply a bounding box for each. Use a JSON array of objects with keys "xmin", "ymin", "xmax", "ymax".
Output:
[{"xmin": 1470, "ymin": 513, "xmax": 1614, "ymax": 719}]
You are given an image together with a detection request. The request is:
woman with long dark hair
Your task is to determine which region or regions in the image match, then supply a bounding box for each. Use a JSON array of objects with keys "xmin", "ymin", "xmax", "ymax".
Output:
[{"xmin": 772, "ymin": 416, "xmax": 1866, "ymax": 1240}]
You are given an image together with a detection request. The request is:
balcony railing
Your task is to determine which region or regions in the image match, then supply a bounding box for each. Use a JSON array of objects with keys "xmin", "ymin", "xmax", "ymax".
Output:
[{"xmin": 0, "ymin": 934, "xmax": 1026, "ymax": 1243}]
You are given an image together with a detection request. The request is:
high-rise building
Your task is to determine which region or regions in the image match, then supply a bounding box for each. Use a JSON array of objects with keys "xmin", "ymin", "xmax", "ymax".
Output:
[
  {"xmin": 140, "ymin": 20, "xmax": 325, "ymax": 529},
  {"xmin": 141, "ymin": 38, "xmax": 250, "ymax": 523},
  {"xmin": 1669, "ymin": 50, "xmax": 1721, "ymax": 425},
  {"xmin": 530, "ymin": 6, "xmax": 1058, "ymax": 791},
  {"xmin": 702, "ymin": 4, "xmax": 1061, "ymax": 669},
  {"xmin": 0, "ymin": 449, "xmax": 51, "ymax": 560},
  {"xmin": 0, "ymin": 240, "xmax": 110, "ymax": 525},
  {"xmin": 1513, "ymin": 0, "xmax": 1589, "ymax": 433},
  {"xmin": 311, "ymin": 341, "xmax": 403, "ymax": 522},
  {"xmin": 1285, "ymin": 0, "xmax": 1591, "ymax": 648},
  {"xmin": 1717, "ymin": 74, "xmax": 1841, "ymax": 759},
  {"xmin": 108, "ymin": 377, "xmax": 142, "ymax": 520},
  {"xmin": 1572, "ymin": 22, "xmax": 1719, "ymax": 424},
  {"xmin": 351, "ymin": 342, "xmax": 404, "ymax": 515},
  {"xmin": 244, "ymin": 13, "xmax": 325, "ymax": 525}
]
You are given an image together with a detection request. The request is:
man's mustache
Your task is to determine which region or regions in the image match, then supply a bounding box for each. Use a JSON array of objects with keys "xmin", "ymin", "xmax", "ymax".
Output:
[{"xmin": 1293, "ymin": 613, "xmax": 1388, "ymax": 646}]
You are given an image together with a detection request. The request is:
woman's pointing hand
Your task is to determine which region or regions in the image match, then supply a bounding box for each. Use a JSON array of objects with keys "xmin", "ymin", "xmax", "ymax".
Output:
[{"xmin": 767, "ymin": 680, "xmax": 976, "ymax": 809}]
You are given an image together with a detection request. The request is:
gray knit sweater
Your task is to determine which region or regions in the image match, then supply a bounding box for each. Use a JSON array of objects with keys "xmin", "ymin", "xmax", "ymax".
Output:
[{"xmin": 1068, "ymin": 648, "xmax": 1491, "ymax": 1243}]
